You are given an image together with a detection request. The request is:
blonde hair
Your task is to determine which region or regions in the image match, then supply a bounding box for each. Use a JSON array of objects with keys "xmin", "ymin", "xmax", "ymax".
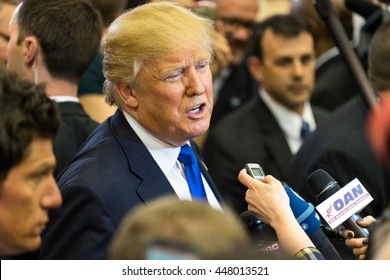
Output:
[
  {"xmin": 103, "ymin": 1, "xmax": 215, "ymax": 108},
  {"xmin": 108, "ymin": 196, "xmax": 249, "ymax": 259}
]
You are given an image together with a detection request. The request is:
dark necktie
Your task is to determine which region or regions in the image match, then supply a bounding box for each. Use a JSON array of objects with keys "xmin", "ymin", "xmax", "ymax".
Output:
[
  {"xmin": 178, "ymin": 144, "xmax": 207, "ymax": 201},
  {"xmin": 301, "ymin": 120, "xmax": 311, "ymax": 140}
]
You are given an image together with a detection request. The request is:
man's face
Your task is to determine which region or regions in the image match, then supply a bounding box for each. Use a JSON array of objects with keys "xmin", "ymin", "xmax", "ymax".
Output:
[
  {"xmin": 216, "ymin": 0, "xmax": 258, "ymax": 64},
  {"xmin": 6, "ymin": 6, "xmax": 31, "ymax": 81},
  {"xmin": 253, "ymin": 29, "xmax": 316, "ymax": 114},
  {"xmin": 125, "ymin": 49, "xmax": 213, "ymax": 147},
  {"xmin": 0, "ymin": 138, "xmax": 62, "ymax": 256},
  {"xmin": 0, "ymin": 2, "xmax": 16, "ymax": 67}
]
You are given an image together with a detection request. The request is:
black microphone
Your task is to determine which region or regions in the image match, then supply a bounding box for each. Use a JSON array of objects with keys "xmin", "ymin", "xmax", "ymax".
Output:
[
  {"xmin": 240, "ymin": 185, "xmax": 341, "ymax": 259},
  {"xmin": 307, "ymin": 169, "xmax": 369, "ymax": 238},
  {"xmin": 239, "ymin": 211, "xmax": 280, "ymax": 254}
]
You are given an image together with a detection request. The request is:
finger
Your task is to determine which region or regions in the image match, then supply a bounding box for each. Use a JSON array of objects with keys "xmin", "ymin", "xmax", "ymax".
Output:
[
  {"xmin": 356, "ymin": 215, "xmax": 376, "ymax": 227},
  {"xmin": 345, "ymin": 237, "xmax": 367, "ymax": 249},
  {"xmin": 342, "ymin": 229, "xmax": 355, "ymax": 239},
  {"xmin": 353, "ymin": 245, "xmax": 367, "ymax": 258},
  {"xmin": 238, "ymin": 169, "xmax": 258, "ymax": 190}
]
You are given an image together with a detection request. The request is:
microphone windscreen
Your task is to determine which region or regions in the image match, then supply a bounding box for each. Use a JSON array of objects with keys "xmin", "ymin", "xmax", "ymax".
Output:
[
  {"xmin": 283, "ymin": 184, "xmax": 321, "ymax": 236},
  {"xmin": 307, "ymin": 168, "xmax": 340, "ymax": 200}
]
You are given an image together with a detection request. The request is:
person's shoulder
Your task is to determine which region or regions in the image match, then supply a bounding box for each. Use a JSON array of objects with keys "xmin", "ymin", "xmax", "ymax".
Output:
[
  {"xmin": 311, "ymin": 105, "xmax": 331, "ymax": 123},
  {"xmin": 311, "ymin": 96, "xmax": 363, "ymax": 130},
  {"xmin": 83, "ymin": 117, "xmax": 100, "ymax": 130},
  {"xmin": 213, "ymin": 98, "xmax": 261, "ymax": 129}
]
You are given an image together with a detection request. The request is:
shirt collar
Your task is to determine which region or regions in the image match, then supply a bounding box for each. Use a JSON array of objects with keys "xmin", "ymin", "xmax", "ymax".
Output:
[
  {"xmin": 122, "ymin": 111, "xmax": 184, "ymax": 175},
  {"xmin": 316, "ymin": 41, "xmax": 356, "ymax": 70},
  {"xmin": 259, "ymin": 88, "xmax": 316, "ymax": 140},
  {"xmin": 49, "ymin": 96, "xmax": 79, "ymax": 103}
]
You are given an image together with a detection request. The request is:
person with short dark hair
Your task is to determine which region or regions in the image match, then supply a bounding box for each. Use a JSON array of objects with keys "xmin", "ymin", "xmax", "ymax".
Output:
[
  {"xmin": 203, "ymin": 14, "xmax": 329, "ymax": 215},
  {"xmin": 0, "ymin": 69, "xmax": 62, "ymax": 256},
  {"xmin": 7, "ymin": 0, "xmax": 103, "ymax": 177}
]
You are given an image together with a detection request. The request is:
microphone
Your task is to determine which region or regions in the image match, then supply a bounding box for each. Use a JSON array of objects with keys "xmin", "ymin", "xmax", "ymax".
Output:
[
  {"xmin": 307, "ymin": 169, "xmax": 369, "ymax": 238},
  {"xmin": 282, "ymin": 184, "xmax": 341, "ymax": 259},
  {"xmin": 240, "ymin": 184, "xmax": 341, "ymax": 259},
  {"xmin": 239, "ymin": 211, "xmax": 280, "ymax": 254}
]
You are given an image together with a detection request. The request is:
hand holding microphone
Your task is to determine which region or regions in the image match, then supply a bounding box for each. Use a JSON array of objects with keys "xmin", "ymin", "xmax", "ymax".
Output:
[
  {"xmin": 238, "ymin": 167, "xmax": 319, "ymax": 257},
  {"xmin": 307, "ymin": 168, "xmax": 370, "ymax": 238},
  {"xmin": 343, "ymin": 215, "xmax": 376, "ymax": 260},
  {"xmin": 239, "ymin": 169, "xmax": 293, "ymax": 226}
]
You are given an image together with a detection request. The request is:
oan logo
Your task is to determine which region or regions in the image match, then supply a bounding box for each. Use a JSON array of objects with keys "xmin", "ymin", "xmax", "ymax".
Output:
[
  {"xmin": 315, "ymin": 178, "xmax": 373, "ymax": 228},
  {"xmin": 326, "ymin": 183, "xmax": 365, "ymax": 218}
]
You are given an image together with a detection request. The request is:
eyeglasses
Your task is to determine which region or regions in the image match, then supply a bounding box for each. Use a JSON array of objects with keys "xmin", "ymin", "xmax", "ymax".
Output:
[{"xmin": 217, "ymin": 17, "xmax": 255, "ymax": 31}]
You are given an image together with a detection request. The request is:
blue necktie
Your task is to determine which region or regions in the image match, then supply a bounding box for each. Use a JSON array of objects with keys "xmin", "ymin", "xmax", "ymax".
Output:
[
  {"xmin": 178, "ymin": 144, "xmax": 207, "ymax": 201},
  {"xmin": 300, "ymin": 120, "xmax": 310, "ymax": 140}
]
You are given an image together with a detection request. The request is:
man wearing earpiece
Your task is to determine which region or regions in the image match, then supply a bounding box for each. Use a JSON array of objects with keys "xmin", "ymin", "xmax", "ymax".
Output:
[{"xmin": 6, "ymin": 0, "xmax": 101, "ymax": 178}]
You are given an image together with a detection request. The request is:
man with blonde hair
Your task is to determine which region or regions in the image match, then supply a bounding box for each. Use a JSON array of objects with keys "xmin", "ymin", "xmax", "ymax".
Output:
[{"xmin": 40, "ymin": 1, "xmax": 224, "ymax": 260}]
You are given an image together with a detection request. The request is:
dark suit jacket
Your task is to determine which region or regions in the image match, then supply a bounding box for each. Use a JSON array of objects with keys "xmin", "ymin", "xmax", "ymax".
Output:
[
  {"xmin": 202, "ymin": 97, "xmax": 329, "ymax": 215},
  {"xmin": 210, "ymin": 59, "xmax": 258, "ymax": 127},
  {"xmin": 311, "ymin": 52, "xmax": 363, "ymax": 111},
  {"xmin": 54, "ymin": 102, "xmax": 99, "ymax": 177},
  {"xmin": 40, "ymin": 110, "xmax": 223, "ymax": 260},
  {"xmin": 286, "ymin": 96, "xmax": 390, "ymax": 259}
]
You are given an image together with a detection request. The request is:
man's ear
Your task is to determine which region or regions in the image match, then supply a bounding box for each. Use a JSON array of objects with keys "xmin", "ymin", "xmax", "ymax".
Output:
[
  {"xmin": 115, "ymin": 82, "xmax": 138, "ymax": 108},
  {"xmin": 23, "ymin": 36, "xmax": 39, "ymax": 66},
  {"xmin": 247, "ymin": 55, "xmax": 263, "ymax": 82}
]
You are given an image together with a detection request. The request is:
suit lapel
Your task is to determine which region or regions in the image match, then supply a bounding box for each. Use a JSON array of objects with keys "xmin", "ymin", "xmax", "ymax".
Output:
[
  {"xmin": 109, "ymin": 111, "xmax": 224, "ymax": 204},
  {"xmin": 255, "ymin": 99, "xmax": 292, "ymax": 178},
  {"xmin": 110, "ymin": 110, "xmax": 176, "ymax": 202}
]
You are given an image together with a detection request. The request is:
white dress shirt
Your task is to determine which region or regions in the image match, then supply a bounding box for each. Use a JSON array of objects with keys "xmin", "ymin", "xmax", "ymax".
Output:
[
  {"xmin": 259, "ymin": 89, "xmax": 316, "ymax": 154},
  {"xmin": 123, "ymin": 111, "xmax": 222, "ymax": 210}
]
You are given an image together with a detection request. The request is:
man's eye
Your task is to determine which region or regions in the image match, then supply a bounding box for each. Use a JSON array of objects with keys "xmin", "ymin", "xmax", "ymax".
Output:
[
  {"xmin": 32, "ymin": 167, "xmax": 53, "ymax": 183},
  {"xmin": 0, "ymin": 32, "xmax": 10, "ymax": 42},
  {"xmin": 276, "ymin": 59, "xmax": 290, "ymax": 66},
  {"xmin": 301, "ymin": 55, "xmax": 314, "ymax": 64},
  {"xmin": 165, "ymin": 70, "xmax": 182, "ymax": 81},
  {"xmin": 196, "ymin": 62, "xmax": 209, "ymax": 72}
]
